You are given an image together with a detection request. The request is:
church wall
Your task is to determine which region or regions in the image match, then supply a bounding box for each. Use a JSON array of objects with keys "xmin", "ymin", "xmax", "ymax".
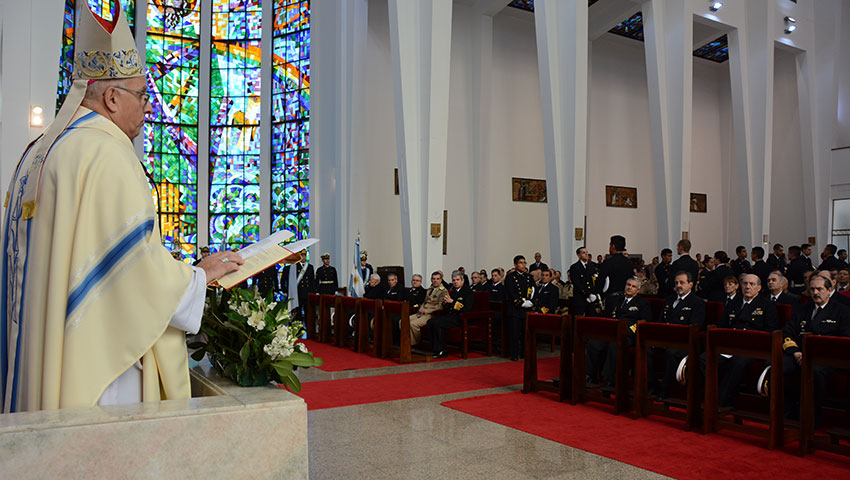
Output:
[
  {"xmin": 770, "ymin": 48, "xmax": 808, "ymax": 248},
  {"xmin": 478, "ymin": 9, "xmax": 549, "ymax": 271},
  {"xmin": 585, "ymin": 33, "xmax": 658, "ymax": 262}
]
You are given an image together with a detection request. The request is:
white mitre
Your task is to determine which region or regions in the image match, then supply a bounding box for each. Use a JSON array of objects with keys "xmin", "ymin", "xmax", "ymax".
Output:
[{"xmin": 13, "ymin": 1, "xmax": 141, "ymax": 220}]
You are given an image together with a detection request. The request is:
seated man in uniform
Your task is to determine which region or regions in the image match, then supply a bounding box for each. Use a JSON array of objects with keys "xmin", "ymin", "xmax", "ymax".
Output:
[
  {"xmin": 407, "ymin": 274, "xmax": 427, "ymax": 311},
  {"xmin": 428, "ymin": 271, "xmax": 474, "ymax": 358},
  {"xmin": 692, "ymin": 274, "xmax": 777, "ymax": 407},
  {"xmin": 760, "ymin": 275, "xmax": 850, "ymax": 422},
  {"xmin": 586, "ymin": 277, "xmax": 651, "ymax": 388},
  {"xmin": 364, "ymin": 273, "xmax": 383, "ymax": 300},
  {"xmin": 766, "ymin": 271, "xmax": 799, "ymax": 305},
  {"xmin": 384, "ymin": 273, "xmax": 405, "ymax": 301},
  {"xmin": 648, "ymin": 271, "xmax": 705, "ymax": 399},
  {"xmin": 408, "ymin": 272, "xmax": 447, "ymax": 347},
  {"xmin": 533, "ymin": 270, "xmax": 560, "ymax": 314}
]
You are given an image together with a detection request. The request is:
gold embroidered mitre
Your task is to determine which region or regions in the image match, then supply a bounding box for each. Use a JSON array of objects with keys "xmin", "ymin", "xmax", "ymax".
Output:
[{"xmin": 73, "ymin": 2, "xmax": 142, "ymax": 80}]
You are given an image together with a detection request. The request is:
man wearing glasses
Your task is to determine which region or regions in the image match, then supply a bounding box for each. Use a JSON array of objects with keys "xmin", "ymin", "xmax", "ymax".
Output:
[{"xmin": 2, "ymin": 3, "xmax": 241, "ymax": 413}]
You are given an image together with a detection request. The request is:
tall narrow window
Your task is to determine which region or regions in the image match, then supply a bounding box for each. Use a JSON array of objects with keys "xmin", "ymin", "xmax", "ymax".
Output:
[
  {"xmin": 144, "ymin": 0, "xmax": 201, "ymax": 260},
  {"xmin": 271, "ymin": 0, "xmax": 310, "ymax": 240},
  {"xmin": 209, "ymin": 0, "xmax": 262, "ymax": 252},
  {"xmin": 56, "ymin": 1, "xmax": 137, "ymax": 112}
]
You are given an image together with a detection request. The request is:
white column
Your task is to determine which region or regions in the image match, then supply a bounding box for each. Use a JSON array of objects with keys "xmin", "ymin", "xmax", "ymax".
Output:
[
  {"xmin": 534, "ymin": 0, "xmax": 589, "ymax": 269},
  {"xmin": 726, "ymin": 0, "xmax": 775, "ymax": 247},
  {"xmin": 642, "ymin": 0, "xmax": 693, "ymax": 249},
  {"xmin": 387, "ymin": 0, "xmax": 453, "ymax": 277},
  {"xmin": 469, "ymin": 0, "xmax": 503, "ymax": 269},
  {"xmin": 311, "ymin": 0, "xmax": 369, "ymax": 282}
]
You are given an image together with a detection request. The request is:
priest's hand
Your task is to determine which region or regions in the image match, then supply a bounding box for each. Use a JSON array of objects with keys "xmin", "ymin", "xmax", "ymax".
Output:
[{"xmin": 198, "ymin": 251, "xmax": 245, "ymax": 284}]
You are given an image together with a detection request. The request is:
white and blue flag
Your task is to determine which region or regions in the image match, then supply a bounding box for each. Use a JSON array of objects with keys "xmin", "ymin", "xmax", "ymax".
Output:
[{"xmin": 349, "ymin": 234, "xmax": 365, "ymax": 297}]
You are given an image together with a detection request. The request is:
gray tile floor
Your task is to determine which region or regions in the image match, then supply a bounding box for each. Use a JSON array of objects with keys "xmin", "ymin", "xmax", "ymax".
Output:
[{"xmin": 299, "ymin": 352, "xmax": 670, "ymax": 480}]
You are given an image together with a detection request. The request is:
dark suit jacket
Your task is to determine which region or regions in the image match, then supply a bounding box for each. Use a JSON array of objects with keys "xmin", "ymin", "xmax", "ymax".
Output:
[
  {"xmin": 719, "ymin": 295, "xmax": 778, "ymax": 332},
  {"xmin": 782, "ymin": 299, "xmax": 850, "ymax": 354},
  {"xmin": 819, "ymin": 255, "xmax": 844, "ymax": 272},
  {"xmin": 606, "ymin": 295, "xmax": 652, "ymax": 336},
  {"xmin": 705, "ymin": 265, "xmax": 734, "ymax": 302},
  {"xmin": 767, "ymin": 253, "xmax": 786, "ymax": 274},
  {"xmin": 533, "ymin": 282, "xmax": 560, "ymax": 314},
  {"xmin": 721, "ymin": 294, "xmax": 744, "ymax": 326},
  {"xmin": 505, "ymin": 270, "xmax": 535, "ymax": 312},
  {"xmin": 407, "ymin": 286, "xmax": 426, "ymax": 310},
  {"xmin": 384, "ymin": 284, "xmax": 406, "ymax": 302},
  {"xmin": 770, "ymin": 291, "xmax": 799, "ymax": 306},
  {"xmin": 529, "ymin": 261, "xmax": 549, "ymax": 273},
  {"xmin": 751, "ymin": 260, "xmax": 772, "ymax": 290},
  {"xmin": 655, "ymin": 262, "xmax": 673, "ymax": 297},
  {"xmin": 786, "ymin": 257, "xmax": 812, "ymax": 293},
  {"xmin": 569, "ymin": 261, "xmax": 598, "ymax": 299},
  {"xmin": 599, "ymin": 253, "xmax": 634, "ymax": 294},
  {"xmin": 446, "ymin": 284, "xmax": 475, "ymax": 314},
  {"xmin": 669, "ymin": 255, "xmax": 699, "ymax": 293},
  {"xmin": 281, "ymin": 263, "xmax": 315, "ymax": 302},
  {"xmin": 489, "ymin": 282, "xmax": 506, "ymax": 303},
  {"xmin": 659, "ymin": 292, "xmax": 705, "ymax": 327}
]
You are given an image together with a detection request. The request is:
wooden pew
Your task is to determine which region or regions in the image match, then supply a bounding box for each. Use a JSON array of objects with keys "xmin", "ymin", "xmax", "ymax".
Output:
[
  {"xmin": 572, "ymin": 316, "xmax": 631, "ymax": 414},
  {"xmin": 776, "ymin": 303, "xmax": 792, "ymax": 328},
  {"xmin": 333, "ymin": 296, "xmax": 360, "ymax": 349},
  {"xmin": 703, "ymin": 327, "xmax": 793, "ymax": 449},
  {"xmin": 489, "ymin": 301, "xmax": 509, "ymax": 357},
  {"xmin": 634, "ymin": 323, "xmax": 701, "ymax": 430},
  {"xmin": 379, "ymin": 300, "xmax": 431, "ymax": 363},
  {"xmin": 705, "ymin": 301, "xmax": 724, "ymax": 326},
  {"xmin": 447, "ymin": 291, "xmax": 495, "ymax": 359},
  {"xmin": 318, "ymin": 294, "xmax": 336, "ymax": 343},
  {"xmin": 522, "ymin": 313, "xmax": 572, "ymax": 402},
  {"xmin": 358, "ymin": 298, "xmax": 382, "ymax": 355},
  {"xmin": 799, "ymin": 334, "xmax": 850, "ymax": 457},
  {"xmin": 305, "ymin": 293, "xmax": 320, "ymax": 340},
  {"xmin": 646, "ymin": 297, "xmax": 666, "ymax": 322}
]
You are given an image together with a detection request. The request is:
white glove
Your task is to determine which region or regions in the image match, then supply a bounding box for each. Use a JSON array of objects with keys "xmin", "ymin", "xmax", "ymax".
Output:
[
  {"xmin": 587, "ymin": 294, "xmax": 598, "ymax": 303},
  {"xmin": 521, "ymin": 300, "xmax": 533, "ymax": 308}
]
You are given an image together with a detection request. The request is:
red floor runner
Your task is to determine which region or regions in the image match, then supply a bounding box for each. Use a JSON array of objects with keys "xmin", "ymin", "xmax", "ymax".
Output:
[
  {"xmin": 299, "ymin": 339, "xmax": 484, "ymax": 372},
  {"xmin": 442, "ymin": 391, "xmax": 850, "ymax": 479},
  {"xmin": 291, "ymin": 356, "xmax": 559, "ymax": 410}
]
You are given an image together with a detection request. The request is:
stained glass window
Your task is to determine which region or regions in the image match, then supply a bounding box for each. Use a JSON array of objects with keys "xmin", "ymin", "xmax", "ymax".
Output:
[
  {"xmin": 693, "ymin": 35, "xmax": 729, "ymax": 63},
  {"xmin": 609, "ymin": 12, "xmax": 645, "ymax": 42},
  {"xmin": 209, "ymin": 0, "xmax": 263, "ymax": 252},
  {"xmin": 56, "ymin": 1, "xmax": 137, "ymax": 112},
  {"xmin": 144, "ymin": 0, "xmax": 200, "ymax": 260},
  {"xmin": 271, "ymin": 0, "xmax": 310, "ymax": 241}
]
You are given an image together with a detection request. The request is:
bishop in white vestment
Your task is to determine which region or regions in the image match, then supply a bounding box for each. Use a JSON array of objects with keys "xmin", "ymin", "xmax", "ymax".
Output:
[{"xmin": 1, "ymin": 2, "xmax": 241, "ymax": 413}]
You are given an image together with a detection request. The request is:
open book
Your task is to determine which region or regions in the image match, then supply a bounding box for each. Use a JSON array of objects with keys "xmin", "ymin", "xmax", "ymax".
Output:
[{"xmin": 215, "ymin": 230, "xmax": 319, "ymax": 290}]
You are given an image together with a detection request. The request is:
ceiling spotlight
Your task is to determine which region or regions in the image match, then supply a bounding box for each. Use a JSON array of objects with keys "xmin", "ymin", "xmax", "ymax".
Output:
[
  {"xmin": 710, "ymin": 2, "xmax": 723, "ymax": 12},
  {"xmin": 30, "ymin": 105, "xmax": 44, "ymax": 127},
  {"xmin": 784, "ymin": 16, "xmax": 797, "ymax": 34}
]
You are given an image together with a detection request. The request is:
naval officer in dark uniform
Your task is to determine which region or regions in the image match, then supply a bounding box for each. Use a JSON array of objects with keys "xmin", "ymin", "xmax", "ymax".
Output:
[
  {"xmin": 315, "ymin": 253, "xmax": 339, "ymax": 295},
  {"xmin": 505, "ymin": 255, "xmax": 535, "ymax": 361}
]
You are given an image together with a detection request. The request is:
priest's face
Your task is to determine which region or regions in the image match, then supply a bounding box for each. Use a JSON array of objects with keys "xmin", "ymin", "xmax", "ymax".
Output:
[{"xmin": 111, "ymin": 76, "xmax": 151, "ymax": 140}]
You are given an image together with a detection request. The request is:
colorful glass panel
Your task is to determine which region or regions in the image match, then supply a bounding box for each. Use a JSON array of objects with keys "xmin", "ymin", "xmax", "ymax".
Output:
[
  {"xmin": 609, "ymin": 12, "xmax": 644, "ymax": 41},
  {"xmin": 693, "ymin": 35, "xmax": 729, "ymax": 63},
  {"xmin": 145, "ymin": 0, "xmax": 200, "ymax": 260},
  {"xmin": 271, "ymin": 0, "xmax": 310, "ymax": 241},
  {"xmin": 56, "ymin": 1, "xmax": 137, "ymax": 112},
  {"xmin": 209, "ymin": 0, "xmax": 262, "ymax": 252}
]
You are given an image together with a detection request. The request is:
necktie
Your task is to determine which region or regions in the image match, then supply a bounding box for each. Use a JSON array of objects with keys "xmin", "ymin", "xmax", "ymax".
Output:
[
  {"xmin": 811, "ymin": 306, "xmax": 822, "ymax": 323},
  {"xmin": 674, "ymin": 297, "xmax": 682, "ymax": 309},
  {"xmin": 771, "ymin": 296, "xmax": 776, "ymax": 302}
]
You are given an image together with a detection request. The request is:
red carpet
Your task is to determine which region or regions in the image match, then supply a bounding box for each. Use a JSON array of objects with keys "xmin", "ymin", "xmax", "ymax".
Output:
[
  {"xmin": 299, "ymin": 339, "xmax": 484, "ymax": 372},
  {"xmin": 442, "ymin": 391, "xmax": 850, "ymax": 479},
  {"xmin": 292, "ymin": 356, "xmax": 559, "ymax": 410}
]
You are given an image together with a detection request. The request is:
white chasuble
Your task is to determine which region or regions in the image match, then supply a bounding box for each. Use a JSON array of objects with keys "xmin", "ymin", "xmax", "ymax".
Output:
[{"xmin": 2, "ymin": 108, "xmax": 193, "ymax": 412}]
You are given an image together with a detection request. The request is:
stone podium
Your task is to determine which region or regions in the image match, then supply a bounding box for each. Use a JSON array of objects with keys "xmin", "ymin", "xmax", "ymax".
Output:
[{"xmin": 0, "ymin": 358, "xmax": 308, "ymax": 479}]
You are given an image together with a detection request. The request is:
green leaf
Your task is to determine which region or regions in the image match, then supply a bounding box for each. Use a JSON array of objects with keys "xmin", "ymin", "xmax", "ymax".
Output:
[
  {"xmin": 281, "ymin": 369, "xmax": 302, "ymax": 392},
  {"xmin": 239, "ymin": 341, "xmax": 251, "ymax": 365},
  {"xmin": 286, "ymin": 351, "xmax": 320, "ymax": 367}
]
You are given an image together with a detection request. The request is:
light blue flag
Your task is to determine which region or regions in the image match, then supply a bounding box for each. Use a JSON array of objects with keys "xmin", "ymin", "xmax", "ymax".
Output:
[{"xmin": 349, "ymin": 234, "xmax": 365, "ymax": 297}]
